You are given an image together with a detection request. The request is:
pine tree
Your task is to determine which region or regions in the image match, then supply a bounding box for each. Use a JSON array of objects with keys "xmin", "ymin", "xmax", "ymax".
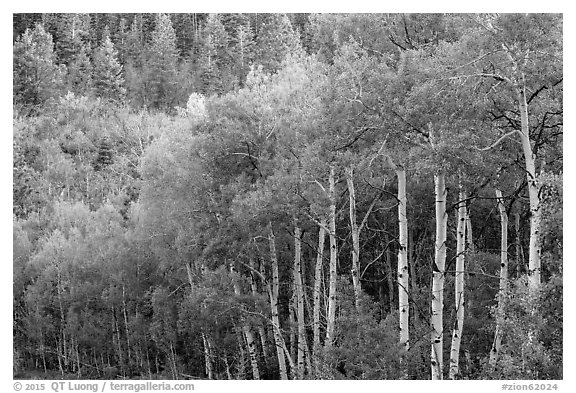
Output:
[
  {"xmin": 197, "ymin": 13, "xmax": 232, "ymax": 95},
  {"xmin": 13, "ymin": 23, "xmax": 64, "ymax": 111},
  {"xmin": 66, "ymin": 44, "xmax": 93, "ymax": 96},
  {"xmin": 228, "ymin": 16, "xmax": 256, "ymax": 87},
  {"xmin": 255, "ymin": 14, "xmax": 303, "ymax": 73},
  {"xmin": 170, "ymin": 13, "xmax": 196, "ymax": 59},
  {"xmin": 92, "ymin": 34, "xmax": 125, "ymax": 101},
  {"xmin": 144, "ymin": 13, "xmax": 180, "ymax": 109},
  {"xmin": 55, "ymin": 14, "xmax": 91, "ymax": 66}
]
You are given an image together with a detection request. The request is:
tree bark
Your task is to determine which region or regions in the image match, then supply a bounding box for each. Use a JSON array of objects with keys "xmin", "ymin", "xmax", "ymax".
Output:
[
  {"xmin": 397, "ymin": 168, "xmax": 409, "ymax": 351},
  {"xmin": 489, "ymin": 188, "xmax": 509, "ymax": 367},
  {"xmin": 267, "ymin": 223, "xmax": 288, "ymax": 380},
  {"xmin": 514, "ymin": 211, "xmax": 525, "ymax": 277},
  {"xmin": 516, "ymin": 78, "xmax": 541, "ymax": 293},
  {"xmin": 431, "ymin": 172, "xmax": 447, "ymax": 380},
  {"xmin": 248, "ymin": 257, "xmax": 270, "ymax": 367},
  {"xmin": 325, "ymin": 166, "xmax": 338, "ymax": 348},
  {"xmin": 345, "ymin": 167, "xmax": 362, "ymax": 309},
  {"xmin": 466, "ymin": 211, "xmax": 474, "ymax": 252},
  {"xmin": 202, "ymin": 333, "xmax": 213, "ymax": 380},
  {"xmin": 449, "ymin": 185, "xmax": 467, "ymax": 379},
  {"xmin": 230, "ymin": 262, "xmax": 260, "ymax": 380},
  {"xmin": 293, "ymin": 224, "xmax": 307, "ymax": 379},
  {"xmin": 313, "ymin": 219, "xmax": 326, "ymax": 366}
]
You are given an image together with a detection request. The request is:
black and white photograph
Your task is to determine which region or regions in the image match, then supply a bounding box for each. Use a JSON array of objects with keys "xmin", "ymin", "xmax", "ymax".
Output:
[{"xmin": 11, "ymin": 8, "xmax": 566, "ymax": 387}]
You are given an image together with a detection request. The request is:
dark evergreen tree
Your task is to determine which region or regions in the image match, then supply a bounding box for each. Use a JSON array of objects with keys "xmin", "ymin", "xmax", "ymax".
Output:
[
  {"xmin": 13, "ymin": 23, "xmax": 63, "ymax": 112},
  {"xmin": 92, "ymin": 35, "xmax": 125, "ymax": 101},
  {"xmin": 144, "ymin": 13, "xmax": 179, "ymax": 109},
  {"xmin": 227, "ymin": 15, "xmax": 256, "ymax": 87},
  {"xmin": 66, "ymin": 44, "xmax": 93, "ymax": 95},
  {"xmin": 197, "ymin": 13, "xmax": 233, "ymax": 95},
  {"xmin": 255, "ymin": 13, "xmax": 303, "ymax": 73}
]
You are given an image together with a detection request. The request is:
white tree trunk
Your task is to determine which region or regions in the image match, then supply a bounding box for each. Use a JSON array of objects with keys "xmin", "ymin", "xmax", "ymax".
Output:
[
  {"xmin": 431, "ymin": 172, "xmax": 447, "ymax": 380},
  {"xmin": 449, "ymin": 185, "xmax": 467, "ymax": 379},
  {"xmin": 267, "ymin": 223, "xmax": 288, "ymax": 380},
  {"xmin": 345, "ymin": 167, "xmax": 362, "ymax": 309},
  {"xmin": 202, "ymin": 333, "xmax": 214, "ymax": 380},
  {"xmin": 489, "ymin": 188, "xmax": 509, "ymax": 367},
  {"xmin": 517, "ymin": 86, "xmax": 541, "ymax": 293},
  {"xmin": 313, "ymin": 219, "xmax": 326, "ymax": 365},
  {"xmin": 230, "ymin": 262, "xmax": 260, "ymax": 380},
  {"xmin": 514, "ymin": 211, "xmax": 524, "ymax": 277},
  {"xmin": 248, "ymin": 257, "xmax": 270, "ymax": 366},
  {"xmin": 293, "ymin": 224, "xmax": 306, "ymax": 379},
  {"xmin": 325, "ymin": 166, "xmax": 338, "ymax": 348},
  {"xmin": 397, "ymin": 168, "xmax": 409, "ymax": 351}
]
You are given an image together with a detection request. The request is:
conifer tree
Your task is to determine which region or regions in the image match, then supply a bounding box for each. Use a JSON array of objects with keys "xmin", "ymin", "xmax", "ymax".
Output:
[
  {"xmin": 255, "ymin": 14, "xmax": 303, "ymax": 73},
  {"xmin": 13, "ymin": 23, "xmax": 63, "ymax": 111},
  {"xmin": 229, "ymin": 18, "xmax": 256, "ymax": 87},
  {"xmin": 197, "ymin": 13, "xmax": 232, "ymax": 95},
  {"xmin": 92, "ymin": 34, "xmax": 125, "ymax": 101},
  {"xmin": 145, "ymin": 13, "xmax": 179, "ymax": 109},
  {"xmin": 55, "ymin": 13, "xmax": 91, "ymax": 66},
  {"xmin": 66, "ymin": 44, "xmax": 93, "ymax": 96}
]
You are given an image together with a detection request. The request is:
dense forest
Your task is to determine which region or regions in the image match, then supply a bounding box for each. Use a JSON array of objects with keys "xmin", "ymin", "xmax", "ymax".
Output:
[{"xmin": 13, "ymin": 13, "xmax": 563, "ymax": 380}]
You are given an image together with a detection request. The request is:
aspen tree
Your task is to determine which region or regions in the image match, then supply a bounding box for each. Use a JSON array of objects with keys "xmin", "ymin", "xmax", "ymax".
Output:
[
  {"xmin": 312, "ymin": 219, "xmax": 326, "ymax": 363},
  {"xmin": 449, "ymin": 185, "xmax": 467, "ymax": 379},
  {"xmin": 345, "ymin": 167, "xmax": 362, "ymax": 309},
  {"xmin": 431, "ymin": 172, "xmax": 447, "ymax": 380},
  {"xmin": 325, "ymin": 166, "xmax": 338, "ymax": 348},
  {"xmin": 267, "ymin": 223, "xmax": 289, "ymax": 380},
  {"xmin": 230, "ymin": 262, "xmax": 260, "ymax": 380},
  {"xmin": 396, "ymin": 168, "xmax": 409, "ymax": 351},
  {"xmin": 489, "ymin": 189, "xmax": 508, "ymax": 367},
  {"xmin": 293, "ymin": 223, "xmax": 307, "ymax": 379}
]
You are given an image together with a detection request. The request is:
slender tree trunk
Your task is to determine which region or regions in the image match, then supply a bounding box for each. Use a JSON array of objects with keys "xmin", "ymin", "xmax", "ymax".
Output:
[
  {"xmin": 122, "ymin": 285, "xmax": 131, "ymax": 363},
  {"xmin": 224, "ymin": 357, "xmax": 232, "ymax": 380},
  {"xmin": 449, "ymin": 185, "xmax": 467, "ymax": 379},
  {"xmin": 345, "ymin": 167, "xmax": 362, "ymax": 309},
  {"xmin": 248, "ymin": 258, "xmax": 270, "ymax": 367},
  {"xmin": 384, "ymin": 237, "xmax": 395, "ymax": 313},
  {"xmin": 466, "ymin": 211, "xmax": 474, "ymax": 252},
  {"xmin": 517, "ymin": 85, "xmax": 541, "ymax": 293},
  {"xmin": 489, "ymin": 189, "xmax": 509, "ymax": 367},
  {"xmin": 431, "ymin": 172, "xmax": 447, "ymax": 380},
  {"xmin": 293, "ymin": 224, "xmax": 307, "ymax": 379},
  {"xmin": 202, "ymin": 334, "xmax": 213, "ymax": 379},
  {"xmin": 267, "ymin": 223, "xmax": 288, "ymax": 380},
  {"xmin": 514, "ymin": 211, "xmax": 524, "ymax": 277},
  {"xmin": 325, "ymin": 166, "xmax": 338, "ymax": 348},
  {"xmin": 288, "ymin": 295, "xmax": 296, "ymax": 378},
  {"xmin": 313, "ymin": 219, "xmax": 326, "ymax": 368},
  {"xmin": 230, "ymin": 262, "xmax": 260, "ymax": 380},
  {"xmin": 409, "ymin": 227, "xmax": 419, "ymax": 327},
  {"xmin": 397, "ymin": 168, "xmax": 409, "ymax": 351},
  {"xmin": 235, "ymin": 327, "xmax": 247, "ymax": 379}
]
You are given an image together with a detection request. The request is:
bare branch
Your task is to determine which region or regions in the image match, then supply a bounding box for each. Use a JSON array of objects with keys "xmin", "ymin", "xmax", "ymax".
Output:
[{"xmin": 476, "ymin": 130, "xmax": 520, "ymax": 151}]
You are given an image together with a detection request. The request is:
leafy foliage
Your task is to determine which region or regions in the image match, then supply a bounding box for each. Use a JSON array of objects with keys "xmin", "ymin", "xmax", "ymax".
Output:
[{"xmin": 13, "ymin": 13, "xmax": 562, "ymax": 381}]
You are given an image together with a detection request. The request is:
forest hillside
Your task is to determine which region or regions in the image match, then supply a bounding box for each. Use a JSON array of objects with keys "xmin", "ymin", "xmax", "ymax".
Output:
[{"xmin": 12, "ymin": 13, "xmax": 563, "ymax": 380}]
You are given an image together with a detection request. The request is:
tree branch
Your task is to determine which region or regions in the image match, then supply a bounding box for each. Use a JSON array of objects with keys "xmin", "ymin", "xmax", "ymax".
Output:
[{"xmin": 475, "ymin": 130, "xmax": 520, "ymax": 151}]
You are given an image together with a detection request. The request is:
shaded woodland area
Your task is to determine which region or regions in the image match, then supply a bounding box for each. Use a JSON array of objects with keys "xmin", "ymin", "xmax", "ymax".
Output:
[{"xmin": 13, "ymin": 13, "xmax": 562, "ymax": 380}]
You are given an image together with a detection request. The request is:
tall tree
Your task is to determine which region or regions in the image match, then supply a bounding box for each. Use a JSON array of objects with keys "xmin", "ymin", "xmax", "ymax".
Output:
[
  {"xmin": 197, "ymin": 13, "xmax": 232, "ymax": 95},
  {"xmin": 449, "ymin": 183, "xmax": 467, "ymax": 379},
  {"xmin": 13, "ymin": 23, "xmax": 64, "ymax": 111},
  {"xmin": 255, "ymin": 14, "xmax": 303, "ymax": 73},
  {"xmin": 463, "ymin": 14, "xmax": 563, "ymax": 293},
  {"xmin": 145, "ymin": 13, "xmax": 179, "ymax": 109},
  {"xmin": 489, "ymin": 188, "xmax": 509, "ymax": 367},
  {"xmin": 92, "ymin": 35, "xmax": 125, "ymax": 101}
]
